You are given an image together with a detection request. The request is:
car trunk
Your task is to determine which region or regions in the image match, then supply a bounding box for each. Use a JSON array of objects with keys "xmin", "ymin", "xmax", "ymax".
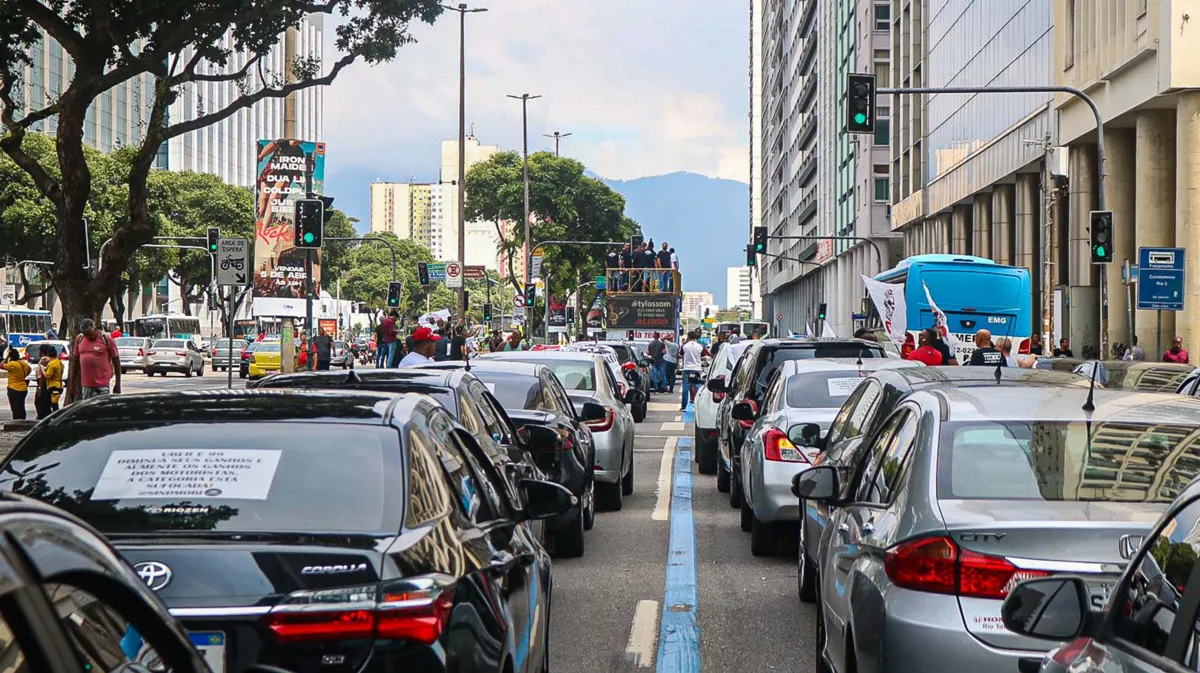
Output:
[
  {"xmin": 119, "ymin": 537, "xmax": 388, "ymax": 673},
  {"xmin": 938, "ymin": 498, "xmax": 1162, "ymax": 652}
]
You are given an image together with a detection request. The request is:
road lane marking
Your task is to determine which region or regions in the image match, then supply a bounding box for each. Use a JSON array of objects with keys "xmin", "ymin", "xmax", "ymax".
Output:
[
  {"xmin": 660, "ymin": 422, "xmax": 685, "ymax": 432},
  {"xmin": 656, "ymin": 437, "xmax": 700, "ymax": 673},
  {"xmin": 652, "ymin": 437, "xmax": 678, "ymax": 521},
  {"xmin": 625, "ymin": 599, "xmax": 660, "ymax": 668},
  {"xmin": 674, "ymin": 414, "xmax": 682, "ymax": 422}
]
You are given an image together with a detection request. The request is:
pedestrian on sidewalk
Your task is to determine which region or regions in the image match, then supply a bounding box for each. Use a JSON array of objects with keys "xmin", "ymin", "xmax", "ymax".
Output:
[
  {"xmin": 398, "ymin": 327, "xmax": 440, "ymax": 367},
  {"xmin": 34, "ymin": 343, "xmax": 62, "ymax": 419},
  {"xmin": 647, "ymin": 333, "xmax": 665, "ymax": 391},
  {"xmin": 381, "ymin": 310, "xmax": 400, "ymax": 367},
  {"xmin": 679, "ymin": 330, "xmax": 708, "ymax": 411},
  {"xmin": 1124, "ymin": 335, "xmax": 1146, "ymax": 361},
  {"xmin": 1164, "ymin": 336, "xmax": 1190, "ymax": 364},
  {"xmin": 66, "ymin": 319, "xmax": 121, "ymax": 404},
  {"xmin": 3, "ymin": 347, "xmax": 31, "ymax": 420},
  {"xmin": 374, "ymin": 320, "xmax": 388, "ymax": 368},
  {"xmin": 663, "ymin": 333, "xmax": 679, "ymax": 393}
]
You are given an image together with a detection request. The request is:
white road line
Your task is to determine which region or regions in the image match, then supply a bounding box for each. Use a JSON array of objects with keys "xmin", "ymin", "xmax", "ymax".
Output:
[
  {"xmin": 660, "ymin": 421, "xmax": 685, "ymax": 432},
  {"xmin": 674, "ymin": 414, "xmax": 682, "ymax": 422},
  {"xmin": 652, "ymin": 437, "xmax": 677, "ymax": 521},
  {"xmin": 625, "ymin": 599, "xmax": 660, "ymax": 668}
]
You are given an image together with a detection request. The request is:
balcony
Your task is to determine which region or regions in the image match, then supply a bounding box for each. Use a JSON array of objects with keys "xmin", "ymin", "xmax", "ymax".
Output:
[
  {"xmin": 605, "ymin": 269, "xmax": 682, "ymax": 296},
  {"xmin": 797, "ymin": 154, "xmax": 818, "ymax": 188},
  {"xmin": 798, "ymin": 114, "xmax": 817, "ymax": 148},
  {"xmin": 799, "ymin": 0, "xmax": 817, "ymax": 37},
  {"xmin": 799, "ymin": 73, "xmax": 818, "ymax": 111},
  {"xmin": 799, "ymin": 31, "xmax": 818, "ymax": 76}
]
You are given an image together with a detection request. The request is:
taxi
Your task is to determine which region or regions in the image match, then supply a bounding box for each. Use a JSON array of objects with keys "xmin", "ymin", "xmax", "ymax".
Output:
[{"xmin": 247, "ymin": 341, "xmax": 282, "ymax": 379}]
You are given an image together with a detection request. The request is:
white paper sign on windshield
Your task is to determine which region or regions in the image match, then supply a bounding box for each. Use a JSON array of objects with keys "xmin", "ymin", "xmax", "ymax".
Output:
[
  {"xmin": 826, "ymin": 377, "xmax": 863, "ymax": 397},
  {"xmin": 485, "ymin": 382, "xmax": 497, "ymax": 393},
  {"xmin": 91, "ymin": 449, "xmax": 283, "ymax": 501}
]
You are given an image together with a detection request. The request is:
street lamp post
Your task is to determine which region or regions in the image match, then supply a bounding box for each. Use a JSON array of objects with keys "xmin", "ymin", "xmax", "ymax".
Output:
[
  {"xmin": 544, "ymin": 130, "xmax": 572, "ymax": 156},
  {"xmin": 508, "ymin": 93, "xmax": 542, "ymax": 293},
  {"xmin": 444, "ymin": 3, "xmax": 488, "ymax": 322}
]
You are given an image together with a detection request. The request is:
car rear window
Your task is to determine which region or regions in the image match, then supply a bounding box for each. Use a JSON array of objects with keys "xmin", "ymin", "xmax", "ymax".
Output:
[
  {"xmin": 937, "ymin": 421, "xmax": 1200, "ymax": 503},
  {"xmin": 501, "ymin": 359, "xmax": 596, "ymax": 391},
  {"xmin": 115, "ymin": 338, "xmax": 143, "ymax": 347},
  {"xmin": 153, "ymin": 340, "xmax": 187, "ymax": 349},
  {"xmin": 755, "ymin": 344, "xmax": 885, "ymax": 390},
  {"xmin": 785, "ymin": 371, "xmax": 868, "ymax": 408},
  {"xmin": 1, "ymin": 423, "xmax": 403, "ymax": 534},
  {"xmin": 257, "ymin": 343, "xmax": 280, "ymax": 353},
  {"xmin": 473, "ymin": 373, "xmax": 541, "ymax": 409}
]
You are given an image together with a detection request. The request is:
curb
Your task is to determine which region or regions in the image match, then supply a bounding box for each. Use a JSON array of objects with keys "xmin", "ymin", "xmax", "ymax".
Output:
[{"xmin": 2, "ymin": 421, "xmax": 35, "ymax": 432}]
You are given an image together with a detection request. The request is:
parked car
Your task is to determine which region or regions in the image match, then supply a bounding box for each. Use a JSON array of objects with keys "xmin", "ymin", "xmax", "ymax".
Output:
[
  {"xmin": 145, "ymin": 338, "xmax": 206, "ymax": 377},
  {"xmin": 734, "ymin": 358, "xmax": 921, "ymax": 555},
  {"xmin": 422, "ymin": 360, "xmax": 601, "ymax": 557},
  {"xmin": 694, "ymin": 340, "xmax": 753, "ymax": 474},
  {"xmin": 708, "ymin": 338, "xmax": 889, "ymax": 507},
  {"xmin": 330, "ymin": 339, "xmax": 353, "ymax": 368},
  {"xmin": 564, "ymin": 342, "xmax": 647, "ymax": 422},
  {"xmin": 593, "ymin": 340, "xmax": 654, "ymax": 420},
  {"xmin": 1042, "ymin": 358, "xmax": 1199, "ymax": 393},
  {"xmin": 1, "ymin": 389, "xmax": 572, "ymax": 673},
  {"xmin": 792, "ymin": 381, "xmax": 1200, "ymax": 673},
  {"xmin": 21, "ymin": 339, "xmax": 71, "ymax": 382},
  {"xmin": 114, "ymin": 336, "xmax": 151, "ymax": 373},
  {"xmin": 1000, "ymin": 475, "xmax": 1200, "ymax": 673},
  {"xmin": 480, "ymin": 350, "xmax": 640, "ymax": 511},
  {"xmin": 796, "ymin": 367, "xmax": 1093, "ymax": 603},
  {"xmin": 240, "ymin": 340, "xmax": 261, "ymax": 379},
  {"xmin": 247, "ymin": 341, "xmax": 281, "ymax": 379}
]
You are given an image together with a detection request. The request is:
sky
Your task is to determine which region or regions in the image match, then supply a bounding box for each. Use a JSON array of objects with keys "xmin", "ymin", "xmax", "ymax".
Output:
[{"xmin": 321, "ymin": 0, "xmax": 750, "ymax": 221}]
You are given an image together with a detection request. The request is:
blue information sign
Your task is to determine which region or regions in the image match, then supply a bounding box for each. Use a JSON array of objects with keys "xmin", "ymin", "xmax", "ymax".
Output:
[{"xmin": 1137, "ymin": 247, "xmax": 1186, "ymax": 312}]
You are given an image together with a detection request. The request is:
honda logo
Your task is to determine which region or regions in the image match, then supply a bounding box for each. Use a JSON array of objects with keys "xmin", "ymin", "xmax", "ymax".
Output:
[
  {"xmin": 1118, "ymin": 534, "xmax": 1144, "ymax": 560},
  {"xmin": 133, "ymin": 561, "xmax": 173, "ymax": 591}
]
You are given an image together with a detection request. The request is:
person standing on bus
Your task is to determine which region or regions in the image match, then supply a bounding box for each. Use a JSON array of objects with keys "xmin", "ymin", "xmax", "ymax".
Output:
[
  {"xmin": 3, "ymin": 347, "xmax": 31, "ymax": 420},
  {"xmin": 66, "ymin": 319, "xmax": 121, "ymax": 404}
]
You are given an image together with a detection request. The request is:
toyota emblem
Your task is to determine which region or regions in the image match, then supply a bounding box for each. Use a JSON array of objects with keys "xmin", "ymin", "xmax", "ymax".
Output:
[{"xmin": 133, "ymin": 561, "xmax": 173, "ymax": 591}]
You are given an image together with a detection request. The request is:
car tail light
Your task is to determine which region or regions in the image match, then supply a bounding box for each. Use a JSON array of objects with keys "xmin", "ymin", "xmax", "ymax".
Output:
[
  {"xmin": 59, "ymin": 351, "xmax": 68, "ymax": 361},
  {"xmin": 621, "ymin": 362, "xmax": 636, "ymax": 371},
  {"xmin": 263, "ymin": 575, "xmax": 455, "ymax": 645},
  {"xmin": 211, "ymin": 348, "xmax": 217, "ymax": 357},
  {"xmin": 138, "ymin": 348, "xmax": 145, "ymax": 356},
  {"xmin": 763, "ymin": 428, "xmax": 808, "ymax": 462},
  {"xmin": 585, "ymin": 407, "xmax": 615, "ymax": 433},
  {"xmin": 712, "ymin": 375, "xmax": 726, "ymax": 402},
  {"xmin": 1051, "ymin": 637, "xmax": 1092, "ymax": 668},
  {"xmin": 174, "ymin": 351, "xmax": 187, "ymax": 357},
  {"xmin": 884, "ymin": 536, "xmax": 1050, "ymax": 599}
]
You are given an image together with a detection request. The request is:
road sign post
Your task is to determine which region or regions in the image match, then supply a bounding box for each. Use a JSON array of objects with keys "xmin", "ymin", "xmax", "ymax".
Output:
[
  {"xmin": 215, "ymin": 238, "xmax": 249, "ymax": 390},
  {"xmin": 1137, "ymin": 246, "xmax": 1186, "ymax": 357},
  {"xmin": 445, "ymin": 261, "xmax": 463, "ymax": 290}
]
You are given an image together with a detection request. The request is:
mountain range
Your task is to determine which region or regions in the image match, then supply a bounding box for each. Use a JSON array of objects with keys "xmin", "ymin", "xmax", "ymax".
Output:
[{"xmin": 337, "ymin": 169, "xmax": 749, "ymax": 300}]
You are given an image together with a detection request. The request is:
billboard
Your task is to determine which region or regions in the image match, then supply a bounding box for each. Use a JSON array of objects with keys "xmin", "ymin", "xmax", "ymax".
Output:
[
  {"xmin": 606, "ymin": 293, "xmax": 677, "ymax": 330},
  {"xmin": 252, "ymin": 139, "xmax": 326, "ymax": 318},
  {"xmin": 547, "ymin": 295, "xmax": 568, "ymax": 333}
]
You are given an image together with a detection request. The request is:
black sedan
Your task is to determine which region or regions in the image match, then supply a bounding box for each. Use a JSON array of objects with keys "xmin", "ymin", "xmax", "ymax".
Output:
[
  {"xmin": 1, "ymin": 389, "xmax": 572, "ymax": 673},
  {"xmin": 421, "ymin": 361, "xmax": 599, "ymax": 556}
]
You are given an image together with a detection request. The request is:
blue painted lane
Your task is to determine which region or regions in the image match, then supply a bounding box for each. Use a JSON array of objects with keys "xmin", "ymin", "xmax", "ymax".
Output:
[{"xmin": 656, "ymin": 437, "xmax": 700, "ymax": 673}]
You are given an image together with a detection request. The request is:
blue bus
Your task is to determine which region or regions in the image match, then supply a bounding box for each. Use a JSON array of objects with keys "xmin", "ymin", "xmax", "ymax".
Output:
[
  {"xmin": 874, "ymin": 255, "xmax": 1033, "ymax": 361},
  {"xmin": 0, "ymin": 305, "xmax": 53, "ymax": 349}
]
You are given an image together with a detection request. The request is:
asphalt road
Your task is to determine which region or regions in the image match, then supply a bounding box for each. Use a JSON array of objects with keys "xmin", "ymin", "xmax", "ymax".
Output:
[{"xmin": 548, "ymin": 397, "xmax": 816, "ymax": 672}]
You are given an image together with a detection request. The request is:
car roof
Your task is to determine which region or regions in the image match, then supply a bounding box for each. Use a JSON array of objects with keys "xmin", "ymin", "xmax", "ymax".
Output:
[
  {"xmin": 931, "ymin": 386, "xmax": 1200, "ymax": 424},
  {"xmin": 36, "ymin": 389, "xmax": 415, "ymax": 427},
  {"xmin": 778, "ymin": 358, "xmax": 923, "ymax": 375},
  {"xmin": 873, "ymin": 366, "xmax": 1090, "ymax": 389},
  {"xmin": 421, "ymin": 360, "xmax": 549, "ymax": 377},
  {"xmin": 480, "ymin": 351, "xmax": 602, "ymax": 363},
  {"xmin": 752, "ymin": 337, "xmax": 886, "ymax": 348},
  {"xmin": 255, "ymin": 368, "xmax": 467, "ymax": 390}
]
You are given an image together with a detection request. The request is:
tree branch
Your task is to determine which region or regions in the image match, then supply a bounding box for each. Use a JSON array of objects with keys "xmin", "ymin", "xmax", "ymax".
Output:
[
  {"xmin": 0, "ymin": 73, "xmax": 62, "ymax": 205},
  {"xmin": 12, "ymin": 0, "xmax": 87, "ymax": 57},
  {"xmin": 193, "ymin": 54, "xmax": 261, "ymax": 83}
]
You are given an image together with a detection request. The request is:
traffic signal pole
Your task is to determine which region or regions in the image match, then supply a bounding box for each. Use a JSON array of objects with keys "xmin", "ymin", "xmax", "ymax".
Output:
[{"xmin": 876, "ymin": 84, "xmax": 1108, "ymax": 357}]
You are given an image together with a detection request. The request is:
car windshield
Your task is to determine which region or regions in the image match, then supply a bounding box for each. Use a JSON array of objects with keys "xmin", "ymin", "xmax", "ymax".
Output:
[
  {"xmin": 153, "ymin": 340, "xmax": 186, "ymax": 349},
  {"xmin": 937, "ymin": 420, "xmax": 1200, "ymax": 502},
  {"xmin": 257, "ymin": 343, "xmax": 280, "ymax": 353},
  {"xmin": 212, "ymin": 339, "xmax": 236, "ymax": 348},
  {"xmin": 756, "ymin": 344, "xmax": 885, "ymax": 391},
  {"xmin": 115, "ymin": 338, "xmax": 143, "ymax": 347},
  {"xmin": 502, "ymin": 359, "xmax": 596, "ymax": 391},
  {"xmin": 474, "ymin": 373, "xmax": 542, "ymax": 409},
  {"xmin": 0, "ymin": 423, "xmax": 403, "ymax": 534},
  {"xmin": 785, "ymin": 371, "xmax": 868, "ymax": 408}
]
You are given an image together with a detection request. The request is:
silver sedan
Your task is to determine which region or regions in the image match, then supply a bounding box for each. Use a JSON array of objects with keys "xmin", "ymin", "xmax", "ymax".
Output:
[
  {"xmin": 479, "ymin": 350, "xmax": 640, "ymax": 512},
  {"xmin": 145, "ymin": 339, "xmax": 206, "ymax": 377},
  {"xmin": 115, "ymin": 336, "xmax": 151, "ymax": 373}
]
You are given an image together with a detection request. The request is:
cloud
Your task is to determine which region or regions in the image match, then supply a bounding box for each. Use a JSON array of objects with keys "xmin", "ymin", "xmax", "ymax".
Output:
[{"xmin": 321, "ymin": 0, "xmax": 749, "ymax": 185}]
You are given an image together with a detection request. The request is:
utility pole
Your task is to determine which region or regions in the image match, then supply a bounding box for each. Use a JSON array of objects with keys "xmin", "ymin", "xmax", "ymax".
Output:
[
  {"xmin": 280, "ymin": 25, "xmax": 299, "ymax": 373},
  {"xmin": 508, "ymin": 93, "xmax": 542, "ymax": 291},
  {"xmin": 544, "ymin": 130, "xmax": 572, "ymax": 156},
  {"xmin": 444, "ymin": 3, "xmax": 487, "ymax": 322}
]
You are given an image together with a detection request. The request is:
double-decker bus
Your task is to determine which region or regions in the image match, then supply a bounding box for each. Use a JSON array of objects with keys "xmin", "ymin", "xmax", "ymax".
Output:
[
  {"xmin": 131, "ymin": 314, "xmax": 203, "ymax": 345},
  {"xmin": 874, "ymin": 254, "xmax": 1033, "ymax": 362},
  {"xmin": 0, "ymin": 306, "xmax": 53, "ymax": 349}
]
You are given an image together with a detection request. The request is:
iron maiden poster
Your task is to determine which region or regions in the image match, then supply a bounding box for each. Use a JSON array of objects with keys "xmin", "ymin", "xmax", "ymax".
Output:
[{"xmin": 252, "ymin": 139, "xmax": 326, "ymax": 317}]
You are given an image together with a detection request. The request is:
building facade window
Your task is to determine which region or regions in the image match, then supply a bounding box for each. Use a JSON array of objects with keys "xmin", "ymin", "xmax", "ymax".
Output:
[
  {"xmin": 1065, "ymin": 0, "xmax": 1075, "ymax": 69},
  {"xmin": 874, "ymin": 3, "xmax": 890, "ymax": 30},
  {"xmin": 874, "ymin": 177, "xmax": 890, "ymax": 202},
  {"xmin": 874, "ymin": 49, "xmax": 890, "ymax": 87},
  {"xmin": 874, "ymin": 118, "xmax": 890, "ymax": 146}
]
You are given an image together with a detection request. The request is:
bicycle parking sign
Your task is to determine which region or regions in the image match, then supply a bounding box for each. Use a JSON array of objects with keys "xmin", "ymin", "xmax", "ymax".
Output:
[{"xmin": 217, "ymin": 238, "xmax": 250, "ymax": 286}]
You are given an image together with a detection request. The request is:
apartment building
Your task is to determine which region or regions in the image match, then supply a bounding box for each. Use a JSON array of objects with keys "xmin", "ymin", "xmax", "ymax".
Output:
[
  {"xmin": 682, "ymin": 291, "xmax": 717, "ymax": 321},
  {"xmin": 727, "ymin": 266, "xmax": 760, "ymax": 311}
]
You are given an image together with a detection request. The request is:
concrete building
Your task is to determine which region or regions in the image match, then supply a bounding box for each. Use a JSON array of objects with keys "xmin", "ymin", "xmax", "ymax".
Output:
[
  {"xmin": 753, "ymin": 0, "xmax": 899, "ymax": 338},
  {"xmin": 682, "ymin": 291, "xmax": 716, "ymax": 321},
  {"xmin": 727, "ymin": 266, "xmax": 760, "ymax": 311},
  {"xmin": 1054, "ymin": 0, "xmax": 1200, "ymax": 358},
  {"xmin": 370, "ymin": 180, "xmax": 439, "ymax": 250}
]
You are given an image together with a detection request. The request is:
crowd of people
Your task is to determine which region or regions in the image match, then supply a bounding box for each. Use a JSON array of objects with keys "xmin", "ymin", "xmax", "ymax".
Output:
[
  {"xmin": 367, "ymin": 309, "xmax": 536, "ymax": 369},
  {"xmin": 605, "ymin": 239, "xmax": 679, "ymax": 293}
]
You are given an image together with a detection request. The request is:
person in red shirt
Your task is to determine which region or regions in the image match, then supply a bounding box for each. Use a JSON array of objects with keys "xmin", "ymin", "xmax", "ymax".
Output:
[
  {"xmin": 380, "ymin": 310, "xmax": 399, "ymax": 368},
  {"xmin": 110, "ymin": 326, "xmax": 122, "ymax": 339},
  {"xmin": 906, "ymin": 328, "xmax": 944, "ymax": 366},
  {"xmin": 66, "ymin": 319, "xmax": 122, "ymax": 404},
  {"xmin": 1164, "ymin": 336, "xmax": 1190, "ymax": 364}
]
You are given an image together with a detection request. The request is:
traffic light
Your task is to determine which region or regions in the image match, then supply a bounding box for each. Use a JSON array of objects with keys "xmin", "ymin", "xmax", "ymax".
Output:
[
  {"xmin": 483, "ymin": 303, "xmax": 493, "ymax": 322},
  {"xmin": 294, "ymin": 198, "xmax": 324, "ymax": 248},
  {"xmin": 752, "ymin": 226, "xmax": 767, "ymax": 253},
  {"xmin": 524, "ymin": 285, "xmax": 537, "ymax": 308},
  {"xmin": 417, "ymin": 262, "xmax": 430, "ymax": 287},
  {"xmin": 319, "ymin": 196, "xmax": 335, "ymax": 225},
  {"xmin": 1090, "ymin": 210, "xmax": 1114, "ymax": 264},
  {"xmin": 206, "ymin": 227, "xmax": 220, "ymax": 254},
  {"xmin": 386, "ymin": 281, "xmax": 402, "ymax": 308},
  {"xmin": 567, "ymin": 306, "xmax": 575, "ymax": 324},
  {"xmin": 818, "ymin": 303, "xmax": 828, "ymax": 321},
  {"xmin": 746, "ymin": 243, "xmax": 756, "ymax": 267},
  {"xmin": 847, "ymin": 73, "xmax": 876, "ymax": 134}
]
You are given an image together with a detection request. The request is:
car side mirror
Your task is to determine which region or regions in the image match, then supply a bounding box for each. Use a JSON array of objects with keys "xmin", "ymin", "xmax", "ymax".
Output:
[
  {"xmin": 706, "ymin": 376, "xmax": 727, "ymax": 393},
  {"xmin": 623, "ymin": 389, "xmax": 644, "ymax": 406},
  {"xmin": 518, "ymin": 424, "xmax": 560, "ymax": 454},
  {"xmin": 731, "ymin": 401, "xmax": 758, "ymax": 421},
  {"xmin": 791, "ymin": 465, "xmax": 838, "ymax": 502},
  {"xmin": 1001, "ymin": 576, "xmax": 1091, "ymax": 641},
  {"xmin": 789, "ymin": 423, "xmax": 824, "ymax": 449},
  {"xmin": 579, "ymin": 401, "xmax": 608, "ymax": 422},
  {"xmin": 519, "ymin": 478, "xmax": 578, "ymax": 520}
]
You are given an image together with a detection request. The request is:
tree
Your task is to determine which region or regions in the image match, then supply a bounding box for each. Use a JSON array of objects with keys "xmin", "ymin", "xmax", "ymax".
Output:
[
  {"xmin": 339, "ymin": 232, "xmax": 444, "ymax": 323},
  {"xmin": 0, "ymin": 0, "xmax": 444, "ymax": 335}
]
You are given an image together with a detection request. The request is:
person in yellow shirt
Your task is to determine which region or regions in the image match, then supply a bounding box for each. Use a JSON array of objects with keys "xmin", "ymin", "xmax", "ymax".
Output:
[
  {"xmin": 34, "ymin": 343, "xmax": 63, "ymax": 419},
  {"xmin": 3, "ymin": 347, "xmax": 32, "ymax": 421}
]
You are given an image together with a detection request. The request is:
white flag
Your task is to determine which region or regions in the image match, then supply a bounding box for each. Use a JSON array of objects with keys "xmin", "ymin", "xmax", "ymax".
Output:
[
  {"xmin": 860, "ymin": 275, "xmax": 907, "ymax": 345},
  {"xmin": 805, "ymin": 321, "xmax": 815, "ymax": 338},
  {"xmin": 922, "ymin": 282, "xmax": 962, "ymax": 349},
  {"xmin": 821, "ymin": 321, "xmax": 838, "ymax": 338}
]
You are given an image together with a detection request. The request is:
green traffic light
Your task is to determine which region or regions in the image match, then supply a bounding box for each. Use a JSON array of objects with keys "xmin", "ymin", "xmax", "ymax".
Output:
[
  {"xmin": 854, "ymin": 112, "xmax": 867, "ymax": 125},
  {"xmin": 303, "ymin": 232, "xmax": 314, "ymax": 244},
  {"xmin": 1096, "ymin": 246, "xmax": 1106, "ymax": 257}
]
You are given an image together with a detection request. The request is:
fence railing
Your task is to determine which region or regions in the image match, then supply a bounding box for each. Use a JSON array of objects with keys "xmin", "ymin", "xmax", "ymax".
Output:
[{"xmin": 605, "ymin": 268, "xmax": 681, "ymax": 296}]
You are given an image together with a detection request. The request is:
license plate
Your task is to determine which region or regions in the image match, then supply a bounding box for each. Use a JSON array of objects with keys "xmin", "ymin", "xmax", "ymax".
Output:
[{"xmin": 189, "ymin": 631, "xmax": 226, "ymax": 673}]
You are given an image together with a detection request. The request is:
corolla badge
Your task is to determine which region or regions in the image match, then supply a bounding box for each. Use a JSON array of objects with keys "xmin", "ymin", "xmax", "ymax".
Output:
[
  {"xmin": 1119, "ymin": 534, "xmax": 1144, "ymax": 560},
  {"xmin": 133, "ymin": 561, "xmax": 173, "ymax": 591}
]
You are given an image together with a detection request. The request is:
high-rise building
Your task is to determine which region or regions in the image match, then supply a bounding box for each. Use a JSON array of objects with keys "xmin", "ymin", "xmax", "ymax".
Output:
[
  {"xmin": 682, "ymin": 291, "xmax": 716, "ymax": 321},
  {"xmin": 752, "ymin": 0, "xmax": 898, "ymax": 338},
  {"xmin": 727, "ymin": 266, "xmax": 759, "ymax": 311}
]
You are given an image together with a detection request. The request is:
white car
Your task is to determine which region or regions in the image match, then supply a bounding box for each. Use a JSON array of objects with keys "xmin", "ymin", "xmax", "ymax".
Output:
[
  {"xmin": 20, "ymin": 340, "xmax": 70, "ymax": 382},
  {"xmin": 145, "ymin": 339, "xmax": 206, "ymax": 377},
  {"xmin": 694, "ymin": 340, "xmax": 751, "ymax": 474}
]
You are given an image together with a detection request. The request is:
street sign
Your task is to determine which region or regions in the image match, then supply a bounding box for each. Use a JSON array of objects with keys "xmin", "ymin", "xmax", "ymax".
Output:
[
  {"xmin": 216, "ymin": 238, "xmax": 250, "ymax": 286},
  {"xmin": 1137, "ymin": 246, "xmax": 1186, "ymax": 311},
  {"xmin": 465, "ymin": 265, "xmax": 486, "ymax": 280},
  {"xmin": 445, "ymin": 261, "xmax": 463, "ymax": 289},
  {"xmin": 428, "ymin": 262, "xmax": 447, "ymax": 282},
  {"xmin": 595, "ymin": 275, "xmax": 607, "ymax": 290},
  {"xmin": 530, "ymin": 255, "xmax": 543, "ymax": 279},
  {"xmin": 0, "ymin": 284, "xmax": 14, "ymax": 305}
]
